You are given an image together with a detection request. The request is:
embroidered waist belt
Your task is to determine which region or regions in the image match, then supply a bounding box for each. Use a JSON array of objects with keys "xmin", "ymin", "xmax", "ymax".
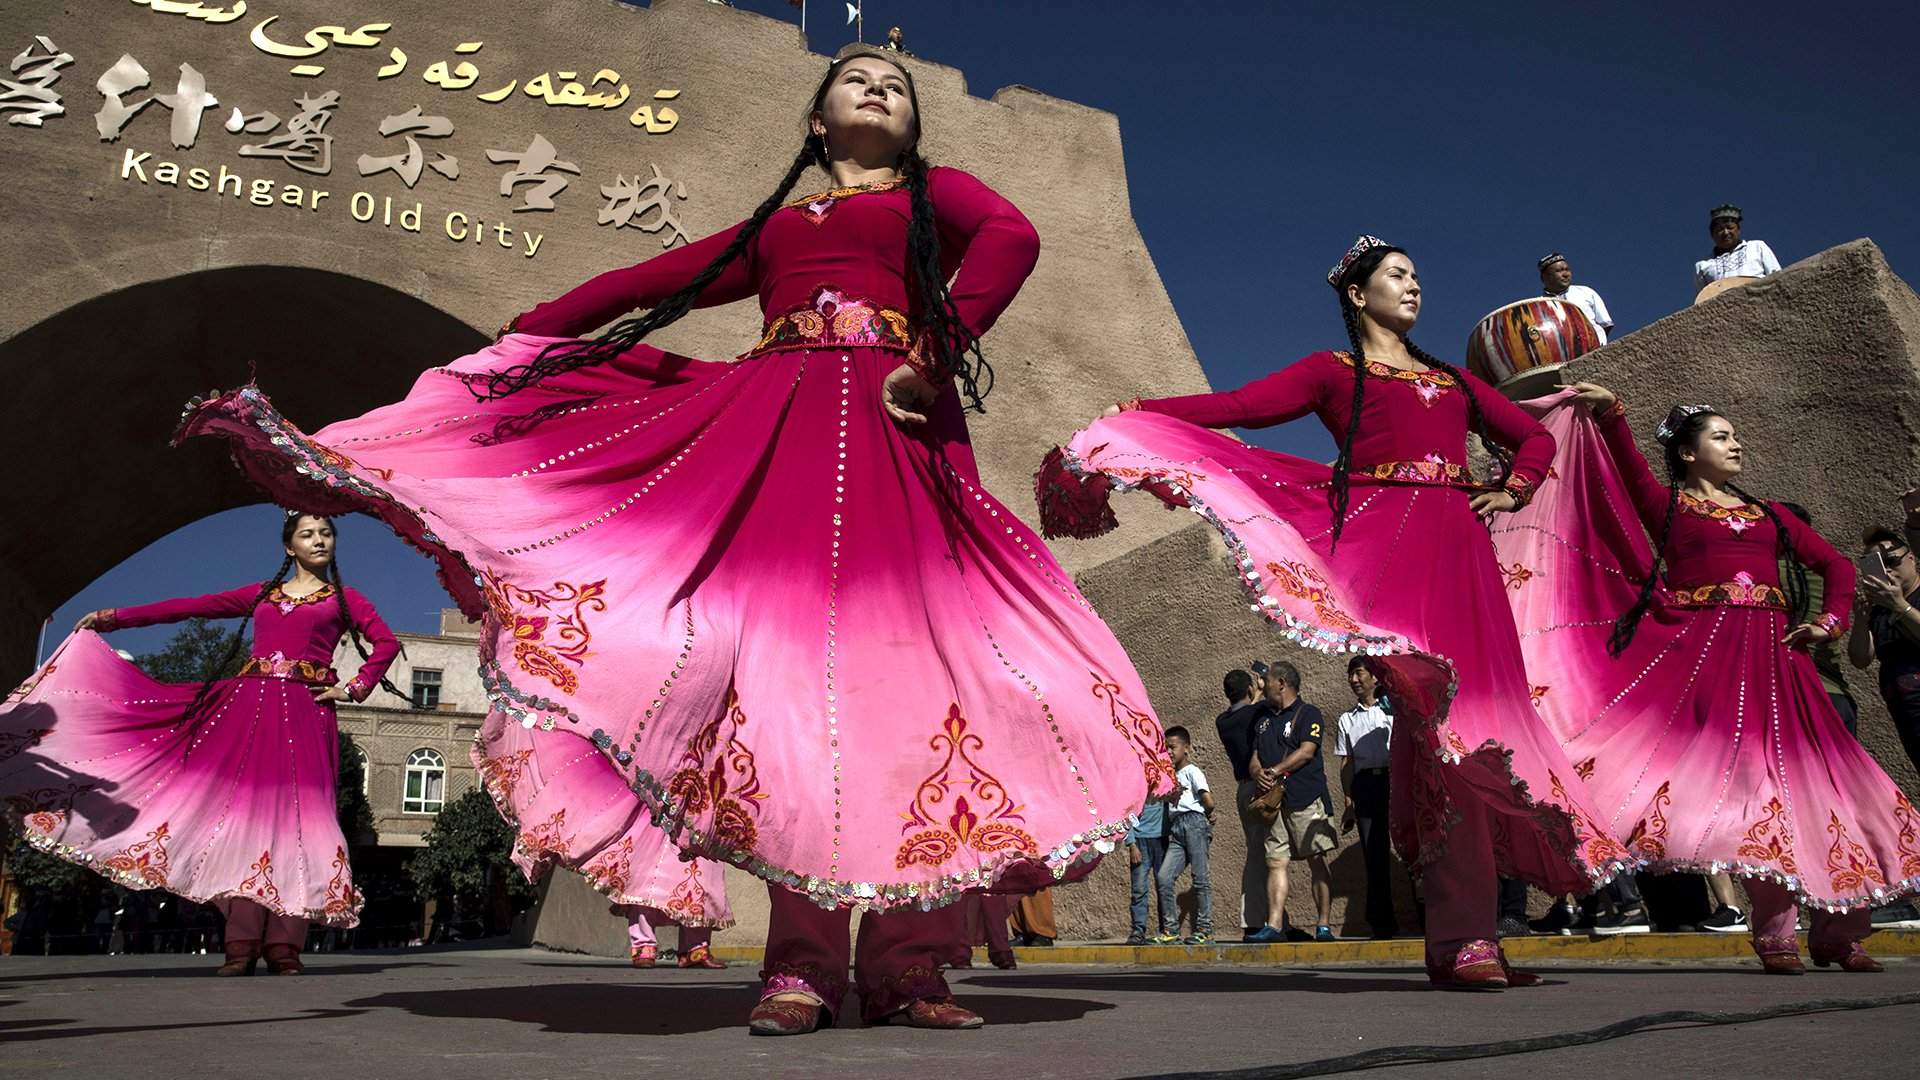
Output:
[
  {"xmin": 743, "ymin": 287, "xmax": 913, "ymax": 359},
  {"xmin": 1353, "ymin": 459, "xmax": 1487, "ymax": 489},
  {"xmin": 1669, "ymin": 581, "xmax": 1789, "ymax": 611},
  {"xmin": 238, "ymin": 656, "xmax": 339, "ymax": 684}
]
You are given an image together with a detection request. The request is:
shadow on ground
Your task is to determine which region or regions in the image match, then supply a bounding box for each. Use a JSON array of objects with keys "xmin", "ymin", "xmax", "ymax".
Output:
[
  {"xmin": 0, "ymin": 960, "xmax": 450, "ymax": 986},
  {"xmin": 341, "ymin": 981, "xmax": 1112, "ymax": 1035},
  {"xmin": 0, "ymin": 1008, "xmax": 367, "ymax": 1043}
]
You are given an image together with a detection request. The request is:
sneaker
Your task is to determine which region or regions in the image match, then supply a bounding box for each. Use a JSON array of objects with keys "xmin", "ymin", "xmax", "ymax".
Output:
[
  {"xmin": 1124, "ymin": 932, "xmax": 1148, "ymax": 945},
  {"xmin": 1870, "ymin": 901, "xmax": 1920, "ymax": 929},
  {"xmin": 1701, "ymin": 905, "xmax": 1748, "ymax": 933},
  {"xmin": 1182, "ymin": 932, "xmax": 1214, "ymax": 945},
  {"xmin": 1244, "ymin": 925, "xmax": 1286, "ymax": 944},
  {"xmin": 1592, "ymin": 907, "xmax": 1650, "ymax": 936},
  {"xmin": 1314, "ymin": 925, "xmax": 1335, "ymax": 942},
  {"xmin": 1529, "ymin": 902, "xmax": 1576, "ymax": 936},
  {"xmin": 1496, "ymin": 915, "xmax": 1532, "ymax": 938},
  {"xmin": 1148, "ymin": 932, "xmax": 1180, "ymax": 944}
]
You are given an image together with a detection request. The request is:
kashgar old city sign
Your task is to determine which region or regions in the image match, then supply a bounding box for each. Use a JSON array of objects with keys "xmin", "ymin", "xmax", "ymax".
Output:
[{"xmin": 5, "ymin": 1, "xmax": 699, "ymax": 261}]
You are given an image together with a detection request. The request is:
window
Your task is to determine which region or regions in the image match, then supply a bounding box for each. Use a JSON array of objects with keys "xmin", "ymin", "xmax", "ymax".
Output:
[
  {"xmin": 411, "ymin": 668, "xmax": 443, "ymax": 710},
  {"xmin": 403, "ymin": 748, "xmax": 446, "ymax": 814}
]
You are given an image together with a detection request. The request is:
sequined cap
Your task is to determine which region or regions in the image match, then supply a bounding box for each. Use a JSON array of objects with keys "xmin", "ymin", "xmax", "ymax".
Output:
[
  {"xmin": 1327, "ymin": 234, "xmax": 1391, "ymax": 289},
  {"xmin": 1538, "ymin": 251, "xmax": 1568, "ymax": 270},
  {"xmin": 1656, "ymin": 403, "xmax": 1717, "ymax": 444},
  {"xmin": 1710, "ymin": 204, "xmax": 1742, "ymax": 223}
]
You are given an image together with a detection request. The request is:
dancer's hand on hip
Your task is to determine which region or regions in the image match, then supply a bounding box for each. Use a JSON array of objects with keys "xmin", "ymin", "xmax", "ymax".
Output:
[
  {"xmin": 882, "ymin": 363, "xmax": 935, "ymax": 426},
  {"xmin": 1470, "ymin": 489, "xmax": 1518, "ymax": 518},
  {"xmin": 1782, "ymin": 622, "xmax": 1832, "ymax": 650},
  {"xmin": 311, "ymin": 684, "xmax": 350, "ymax": 703}
]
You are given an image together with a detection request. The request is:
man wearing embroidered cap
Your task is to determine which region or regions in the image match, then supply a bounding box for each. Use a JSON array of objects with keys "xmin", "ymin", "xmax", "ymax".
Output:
[
  {"xmin": 1693, "ymin": 204, "xmax": 1781, "ymax": 291},
  {"xmin": 1537, "ymin": 253, "xmax": 1614, "ymax": 344}
]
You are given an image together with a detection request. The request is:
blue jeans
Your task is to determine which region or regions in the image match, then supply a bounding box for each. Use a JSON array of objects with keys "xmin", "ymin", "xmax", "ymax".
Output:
[
  {"xmin": 1157, "ymin": 811, "xmax": 1212, "ymax": 934},
  {"xmin": 1129, "ymin": 835, "xmax": 1169, "ymax": 935}
]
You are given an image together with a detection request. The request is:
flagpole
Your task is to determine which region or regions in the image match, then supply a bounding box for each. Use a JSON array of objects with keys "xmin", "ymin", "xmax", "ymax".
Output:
[
  {"xmin": 34, "ymin": 615, "xmax": 50, "ymax": 667},
  {"xmin": 800, "ymin": 1, "xmax": 807, "ymax": 36}
]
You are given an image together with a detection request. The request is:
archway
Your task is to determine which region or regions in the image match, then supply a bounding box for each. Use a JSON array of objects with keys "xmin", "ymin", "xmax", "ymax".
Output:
[{"xmin": 0, "ymin": 267, "xmax": 488, "ymax": 681}]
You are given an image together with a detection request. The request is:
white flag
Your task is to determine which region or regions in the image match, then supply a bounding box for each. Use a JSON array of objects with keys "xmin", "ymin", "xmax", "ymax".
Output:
[{"xmin": 846, "ymin": 1, "xmax": 860, "ymax": 25}]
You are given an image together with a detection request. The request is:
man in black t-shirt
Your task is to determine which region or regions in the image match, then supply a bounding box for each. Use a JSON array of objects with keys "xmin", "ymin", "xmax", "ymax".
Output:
[
  {"xmin": 1855, "ymin": 526, "xmax": 1920, "ymax": 774},
  {"xmin": 1249, "ymin": 662, "xmax": 1340, "ymax": 942},
  {"xmin": 1215, "ymin": 668, "xmax": 1270, "ymax": 938}
]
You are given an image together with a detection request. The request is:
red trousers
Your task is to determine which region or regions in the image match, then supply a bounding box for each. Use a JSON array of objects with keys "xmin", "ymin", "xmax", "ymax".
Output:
[
  {"xmin": 217, "ymin": 898, "xmax": 307, "ymax": 949},
  {"xmin": 759, "ymin": 884, "xmax": 966, "ymax": 1022}
]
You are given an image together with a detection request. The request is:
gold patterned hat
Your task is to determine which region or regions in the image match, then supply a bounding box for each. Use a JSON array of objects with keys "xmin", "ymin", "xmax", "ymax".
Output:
[{"xmin": 1327, "ymin": 235, "xmax": 1391, "ymax": 289}]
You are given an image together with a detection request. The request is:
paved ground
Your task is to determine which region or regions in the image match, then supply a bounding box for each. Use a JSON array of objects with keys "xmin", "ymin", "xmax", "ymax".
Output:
[{"xmin": 4, "ymin": 947, "xmax": 1919, "ymax": 1078}]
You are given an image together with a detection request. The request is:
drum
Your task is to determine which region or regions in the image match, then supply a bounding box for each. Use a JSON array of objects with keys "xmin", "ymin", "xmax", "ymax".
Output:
[
  {"xmin": 1464, "ymin": 297, "xmax": 1603, "ymax": 394},
  {"xmin": 1694, "ymin": 275, "xmax": 1760, "ymax": 305}
]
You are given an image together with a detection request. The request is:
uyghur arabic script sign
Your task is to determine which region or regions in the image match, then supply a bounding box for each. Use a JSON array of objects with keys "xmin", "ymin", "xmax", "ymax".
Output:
[{"xmin": 3, "ymin": 4, "xmax": 708, "ymax": 260}]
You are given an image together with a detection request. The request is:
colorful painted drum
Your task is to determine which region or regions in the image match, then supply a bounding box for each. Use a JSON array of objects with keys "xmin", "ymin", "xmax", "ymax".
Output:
[{"xmin": 1464, "ymin": 297, "xmax": 1603, "ymax": 391}]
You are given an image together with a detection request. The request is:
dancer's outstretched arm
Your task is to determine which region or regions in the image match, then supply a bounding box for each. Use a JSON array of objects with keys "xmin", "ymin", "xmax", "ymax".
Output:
[
  {"xmin": 1125, "ymin": 355, "xmax": 1330, "ymax": 431},
  {"xmin": 82, "ymin": 584, "xmax": 263, "ymax": 632}
]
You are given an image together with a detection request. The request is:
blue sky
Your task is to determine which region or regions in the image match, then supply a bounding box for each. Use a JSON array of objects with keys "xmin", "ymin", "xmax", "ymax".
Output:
[{"xmin": 43, "ymin": 0, "xmax": 1920, "ymax": 658}]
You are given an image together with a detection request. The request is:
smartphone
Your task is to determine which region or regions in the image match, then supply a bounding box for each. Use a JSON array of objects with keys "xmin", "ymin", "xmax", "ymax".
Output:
[{"xmin": 1860, "ymin": 550, "xmax": 1892, "ymax": 591}]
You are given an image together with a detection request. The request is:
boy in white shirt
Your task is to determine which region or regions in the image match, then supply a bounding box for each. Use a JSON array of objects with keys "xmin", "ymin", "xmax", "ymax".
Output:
[{"xmin": 1154, "ymin": 727, "xmax": 1216, "ymax": 945}]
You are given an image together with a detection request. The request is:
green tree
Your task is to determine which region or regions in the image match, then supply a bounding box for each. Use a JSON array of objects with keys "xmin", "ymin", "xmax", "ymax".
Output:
[
  {"xmin": 0, "ymin": 816, "xmax": 91, "ymax": 899},
  {"xmin": 131, "ymin": 618, "xmax": 248, "ymax": 683},
  {"xmin": 408, "ymin": 789, "xmax": 536, "ymax": 909},
  {"xmin": 337, "ymin": 731, "xmax": 377, "ymax": 845}
]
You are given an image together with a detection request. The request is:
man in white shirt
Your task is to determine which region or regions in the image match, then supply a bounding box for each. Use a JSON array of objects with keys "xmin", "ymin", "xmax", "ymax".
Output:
[
  {"xmin": 1538, "ymin": 252, "xmax": 1614, "ymax": 344},
  {"xmin": 1693, "ymin": 204, "xmax": 1781, "ymax": 291},
  {"xmin": 1334, "ymin": 657, "xmax": 1396, "ymax": 939}
]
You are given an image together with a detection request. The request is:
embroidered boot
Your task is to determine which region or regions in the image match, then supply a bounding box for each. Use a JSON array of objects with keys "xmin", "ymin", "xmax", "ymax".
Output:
[
  {"xmin": 216, "ymin": 939, "xmax": 261, "ymax": 977},
  {"xmin": 1428, "ymin": 939, "xmax": 1508, "ymax": 991},
  {"xmin": 262, "ymin": 943, "xmax": 304, "ymax": 975},
  {"xmin": 1751, "ymin": 933, "xmax": 1805, "ymax": 975},
  {"xmin": 1809, "ymin": 941, "xmax": 1883, "ymax": 973}
]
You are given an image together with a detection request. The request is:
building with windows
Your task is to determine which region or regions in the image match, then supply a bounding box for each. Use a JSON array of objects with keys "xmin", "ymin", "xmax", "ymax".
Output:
[{"xmin": 331, "ymin": 609, "xmax": 485, "ymax": 852}]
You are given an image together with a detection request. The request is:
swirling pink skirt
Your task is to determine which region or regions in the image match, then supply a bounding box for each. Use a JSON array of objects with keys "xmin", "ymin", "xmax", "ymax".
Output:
[
  {"xmin": 1494, "ymin": 397, "xmax": 1920, "ymax": 909},
  {"xmin": 1048, "ymin": 411, "xmax": 1632, "ymax": 895},
  {"xmin": 181, "ymin": 335, "xmax": 1173, "ymax": 912},
  {"xmin": 1, "ymin": 632, "xmax": 362, "ymax": 924}
]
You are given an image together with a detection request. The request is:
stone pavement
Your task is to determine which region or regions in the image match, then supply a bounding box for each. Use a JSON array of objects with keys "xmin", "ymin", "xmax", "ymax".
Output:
[{"xmin": 3, "ymin": 947, "xmax": 1919, "ymax": 1079}]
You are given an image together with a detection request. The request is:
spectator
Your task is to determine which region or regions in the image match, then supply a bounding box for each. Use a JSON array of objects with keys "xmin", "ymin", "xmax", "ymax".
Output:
[
  {"xmin": 1538, "ymin": 252, "xmax": 1615, "ymax": 344},
  {"xmin": 1009, "ymin": 889, "xmax": 1057, "ymax": 948},
  {"xmin": 1156, "ymin": 726, "xmax": 1215, "ymax": 945},
  {"xmin": 1693, "ymin": 204, "xmax": 1781, "ymax": 291},
  {"xmin": 1250, "ymin": 661, "xmax": 1338, "ymax": 942},
  {"xmin": 1124, "ymin": 784, "xmax": 1171, "ymax": 945},
  {"xmin": 1335, "ymin": 657, "xmax": 1397, "ymax": 939},
  {"xmin": 1853, "ymin": 514, "xmax": 1920, "ymax": 929},
  {"xmin": 1779, "ymin": 503, "xmax": 1860, "ymax": 734},
  {"xmin": 1854, "ymin": 522, "xmax": 1920, "ymax": 772},
  {"xmin": 1215, "ymin": 668, "xmax": 1273, "ymax": 940}
]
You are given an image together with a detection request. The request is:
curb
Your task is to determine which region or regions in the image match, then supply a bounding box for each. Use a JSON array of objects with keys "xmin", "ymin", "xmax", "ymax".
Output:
[{"xmin": 710, "ymin": 928, "xmax": 1920, "ymax": 966}]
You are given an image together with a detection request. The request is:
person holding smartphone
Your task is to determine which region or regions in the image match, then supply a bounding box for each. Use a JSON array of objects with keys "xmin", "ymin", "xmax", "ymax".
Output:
[{"xmin": 1852, "ymin": 523, "xmax": 1920, "ymax": 772}]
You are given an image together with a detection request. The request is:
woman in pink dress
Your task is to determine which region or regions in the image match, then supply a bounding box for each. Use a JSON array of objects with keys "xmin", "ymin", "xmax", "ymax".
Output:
[
  {"xmin": 178, "ymin": 51, "xmax": 1169, "ymax": 1033},
  {"xmin": 1042, "ymin": 237, "xmax": 1632, "ymax": 989},
  {"xmin": 0, "ymin": 512, "xmax": 400, "ymax": 975},
  {"xmin": 1496, "ymin": 385, "xmax": 1920, "ymax": 973}
]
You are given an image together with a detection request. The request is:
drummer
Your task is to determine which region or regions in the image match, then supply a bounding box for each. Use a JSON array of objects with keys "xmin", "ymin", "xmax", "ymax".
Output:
[
  {"xmin": 1692, "ymin": 203, "xmax": 1781, "ymax": 291},
  {"xmin": 1537, "ymin": 252, "xmax": 1614, "ymax": 344}
]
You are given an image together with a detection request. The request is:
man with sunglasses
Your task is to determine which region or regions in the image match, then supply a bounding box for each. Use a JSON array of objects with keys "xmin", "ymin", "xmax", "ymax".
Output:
[{"xmin": 1850, "ymin": 513, "xmax": 1920, "ymax": 929}]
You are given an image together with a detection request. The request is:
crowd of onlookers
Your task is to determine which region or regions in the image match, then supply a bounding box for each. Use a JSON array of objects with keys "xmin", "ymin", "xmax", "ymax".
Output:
[{"xmin": 1126, "ymin": 484, "xmax": 1920, "ymax": 944}]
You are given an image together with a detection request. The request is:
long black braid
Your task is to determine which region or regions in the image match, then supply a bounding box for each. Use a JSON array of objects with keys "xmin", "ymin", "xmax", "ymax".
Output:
[
  {"xmin": 1606, "ymin": 411, "xmax": 1811, "ymax": 654},
  {"xmin": 1329, "ymin": 303, "xmax": 1370, "ymax": 550},
  {"xmin": 1329, "ymin": 246, "xmax": 1508, "ymax": 550},
  {"xmin": 327, "ymin": 556, "xmax": 410, "ymax": 704},
  {"xmin": 476, "ymin": 50, "xmax": 992, "ymax": 411},
  {"xmin": 1607, "ymin": 479, "xmax": 1680, "ymax": 657}
]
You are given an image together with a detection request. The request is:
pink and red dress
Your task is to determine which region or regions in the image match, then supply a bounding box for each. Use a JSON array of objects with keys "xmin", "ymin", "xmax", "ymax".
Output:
[
  {"xmin": 1045, "ymin": 351, "xmax": 1634, "ymax": 959},
  {"xmin": 0, "ymin": 583, "xmax": 397, "ymax": 926},
  {"xmin": 176, "ymin": 167, "xmax": 1171, "ymax": 954},
  {"xmin": 1491, "ymin": 397, "xmax": 1920, "ymax": 932}
]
